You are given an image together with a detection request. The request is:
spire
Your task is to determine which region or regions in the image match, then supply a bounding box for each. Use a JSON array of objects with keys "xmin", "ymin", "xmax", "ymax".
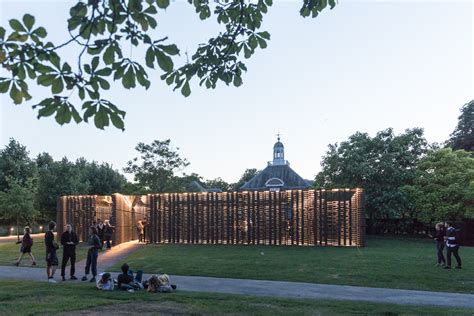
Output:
[{"xmin": 272, "ymin": 134, "xmax": 285, "ymax": 165}]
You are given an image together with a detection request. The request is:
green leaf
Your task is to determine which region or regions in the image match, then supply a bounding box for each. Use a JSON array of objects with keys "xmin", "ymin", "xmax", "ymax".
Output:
[
  {"xmin": 156, "ymin": 0, "xmax": 170, "ymax": 9},
  {"xmin": 51, "ymin": 78, "xmax": 64, "ymax": 94},
  {"xmin": 181, "ymin": 80, "xmax": 191, "ymax": 97},
  {"xmin": 38, "ymin": 103, "xmax": 57, "ymax": 118},
  {"xmin": 0, "ymin": 27, "xmax": 5, "ymax": 40},
  {"xmin": 22, "ymin": 14, "xmax": 35, "ymax": 30},
  {"xmin": 265, "ymin": 0, "xmax": 273, "ymax": 6},
  {"xmin": 94, "ymin": 107, "xmax": 109, "ymax": 129},
  {"xmin": 157, "ymin": 44, "xmax": 179, "ymax": 56},
  {"xmin": 110, "ymin": 113, "xmax": 125, "ymax": 130},
  {"xmin": 10, "ymin": 84, "xmax": 23, "ymax": 104},
  {"xmin": 233, "ymin": 75, "xmax": 242, "ymax": 87},
  {"xmin": 0, "ymin": 80, "xmax": 11, "ymax": 93},
  {"xmin": 91, "ymin": 56, "xmax": 99, "ymax": 71},
  {"xmin": 258, "ymin": 31, "xmax": 271, "ymax": 40},
  {"xmin": 103, "ymin": 45, "xmax": 115, "ymax": 65},
  {"xmin": 145, "ymin": 47, "xmax": 155, "ymax": 68},
  {"xmin": 122, "ymin": 67, "xmax": 136, "ymax": 89},
  {"xmin": 155, "ymin": 50, "xmax": 174, "ymax": 72},
  {"xmin": 257, "ymin": 37, "xmax": 267, "ymax": 49},
  {"xmin": 70, "ymin": 106, "xmax": 82, "ymax": 124},
  {"xmin": 55, "ymin": 104, "xmax": 72, "ymax": 125},
  {"xmin": 9, "ymin": 19, "xmax": 26, "ymax": 33}
]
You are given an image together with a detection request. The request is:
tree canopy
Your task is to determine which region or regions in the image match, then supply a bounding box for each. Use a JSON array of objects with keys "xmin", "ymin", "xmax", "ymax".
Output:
[
  {"xmin": 314, "ymin": 128, "xmax": 430, "ymax": 220},
  {"xmin": 447, "ymin": 100, "xmax": 474, "ymax": 153},
  {"xmin": 403, "ymin": 148, "xmax": 474, "ymax": 223},
  {"xmin": 0, "ymin": 0, "xmax": 337, "ymax": 130}
]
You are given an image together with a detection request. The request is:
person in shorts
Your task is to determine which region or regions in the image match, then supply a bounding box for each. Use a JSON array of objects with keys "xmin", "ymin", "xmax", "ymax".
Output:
[
  {"xmin": 45, "ymin": 221, "xmax": 59, "ymax": 283},
  {"xmin": 15, "ymin": 226, "xmax": 36, "ymax": 266}
]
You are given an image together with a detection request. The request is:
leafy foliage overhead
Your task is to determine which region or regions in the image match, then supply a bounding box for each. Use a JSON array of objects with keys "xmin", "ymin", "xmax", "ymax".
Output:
[{"xmin": 0, "ymin": 0, "xmax": 337, "ymax": 130}]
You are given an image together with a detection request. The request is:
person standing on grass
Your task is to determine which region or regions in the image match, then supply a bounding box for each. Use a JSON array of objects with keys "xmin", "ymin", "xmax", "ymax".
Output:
[
  {"xmin": 15, "ymin": 226, "xmax": 36, "ymax": 266},
  {"xmin": 444, "ymin": 222, "xmax": 462, "ymax": 269},
  {"xmin": 137, "ymin": 219, "xmax": 144, "ymax": 243},
  {"xmin": 103, "ymin": 220, "xmax": 114, "ymax": 249},
  {"xmin": 60, "ymin": 224, "xmax": 79, "ymax": 281},
  {"xmin": 45, "ymin": 221, "xmax": 59, "ymax": 283},
  {"xmin": 434, "ymin": 222, "xmax": 446, "ymax": 266},
  {"xmin": 82, "ymin": 226, "xmax": 101, "ymax": 282}
]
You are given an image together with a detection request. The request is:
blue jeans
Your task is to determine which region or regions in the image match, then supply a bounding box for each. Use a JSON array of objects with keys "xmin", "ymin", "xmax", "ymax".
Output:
[{"xmin": 85, "ymin": 249, "xmax": 98, "ymax": 276}]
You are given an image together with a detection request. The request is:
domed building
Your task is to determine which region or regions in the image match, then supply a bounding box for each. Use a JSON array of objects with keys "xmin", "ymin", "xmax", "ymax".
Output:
[{"xmin": 239, "ymin": 136, "xmax": 311, "ymax": 192}]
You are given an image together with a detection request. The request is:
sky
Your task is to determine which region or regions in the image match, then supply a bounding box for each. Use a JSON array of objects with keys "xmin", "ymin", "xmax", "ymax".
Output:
[{"xmin": 0, "ymin": 0, "xmax": 473, "ymax": 183}]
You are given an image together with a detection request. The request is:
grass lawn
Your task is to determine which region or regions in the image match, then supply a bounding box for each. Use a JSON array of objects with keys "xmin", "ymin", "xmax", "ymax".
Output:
[
  {"xmin": 110, "ymin": 236, "xmax": 474, "ymax": 293},
  {"xmin": 0, "ymin": 239, "xmax": 89, "ymax": 268},
  {"xmin": 0, "ymin": 280, "xmax": 472, "ymax": 315}
]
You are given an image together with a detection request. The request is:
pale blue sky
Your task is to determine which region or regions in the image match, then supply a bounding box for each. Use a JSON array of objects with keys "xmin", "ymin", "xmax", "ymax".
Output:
[{"xmin": 1, "ymin": 0, "xmax": 473, "ymax": 183}]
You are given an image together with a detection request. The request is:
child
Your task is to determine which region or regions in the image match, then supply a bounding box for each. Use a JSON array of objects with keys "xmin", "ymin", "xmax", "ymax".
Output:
[
  {"xmin": 15, "ymin": 227, "xmax": 36, "ymax": 266},
  {"xmin": 145, "ymin": 273, "xmax": 177, "ymax": 293}
]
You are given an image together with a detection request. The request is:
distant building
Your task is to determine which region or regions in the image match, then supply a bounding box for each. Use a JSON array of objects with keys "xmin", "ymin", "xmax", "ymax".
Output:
[{"xmin": 239, "ymin": 137, "xmax": 311, "ymax": 192}]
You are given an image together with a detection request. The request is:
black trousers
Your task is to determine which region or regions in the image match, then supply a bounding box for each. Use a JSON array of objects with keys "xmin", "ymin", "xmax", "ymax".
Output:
[
  {"xmin": 61, "ymin": 250, "xmax": 76, "ymax": 277},
  {"xmin": 447, "ymin": 245, "xmax": 461, "ymax": 267},
  {"xmin": 436, "ymin": 240, "xmax": 445, "ymax": 264}
]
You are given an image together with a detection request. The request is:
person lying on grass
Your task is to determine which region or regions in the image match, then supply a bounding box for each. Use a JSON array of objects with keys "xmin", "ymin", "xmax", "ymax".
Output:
[
  {"xmin": 117, "ymin": 263, "xmax": 144, "ymax": 292},
  {"xmin": 145, "ymin": 274, "xmax": 177, "ymax": 293},
  {"xmin": 96, "ymin": 272, "xmax": 114, "ymax": 291}
]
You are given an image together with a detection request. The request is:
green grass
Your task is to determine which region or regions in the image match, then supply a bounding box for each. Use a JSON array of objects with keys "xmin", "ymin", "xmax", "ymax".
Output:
[
  {"xmin": 110, "ymin": 236, "xmax": 474, "ymax": 293},
  {"xmin": 0, "ymin": 280, "xmax": 472, "ymax": 315},
  {"xmin": 0, "ymin": 239, "xmax": 89, "ymax": 267}
]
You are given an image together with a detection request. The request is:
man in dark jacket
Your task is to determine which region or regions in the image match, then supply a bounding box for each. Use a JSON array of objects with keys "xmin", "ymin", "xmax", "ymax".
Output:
[
  {"xmin": 444, "ymin": 222, "xmax": 462, "ymax": 269},
  {"xmin": 61, "ymin": 224, "xmax": 79, "ymax": 281}
]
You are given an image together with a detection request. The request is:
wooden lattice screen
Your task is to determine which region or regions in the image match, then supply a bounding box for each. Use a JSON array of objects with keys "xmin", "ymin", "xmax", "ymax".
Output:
[{"xmin": 57, "ymin": 189, "xmax": 364, "ymax": 247}]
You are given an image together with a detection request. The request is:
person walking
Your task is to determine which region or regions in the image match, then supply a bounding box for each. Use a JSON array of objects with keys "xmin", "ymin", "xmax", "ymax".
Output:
[
  {"xmin": 82, "ymin": 226, "xmax": 101, "ymax": 282},
  {"xmin": 45, "ymin": 221, "xmax": 59, "ymax": 283},
  {"xmin": 137, "ymin": 220, "xmax": 144, "ymax": 243},
  {"xmin": 434, "ymin": 222, "xmax": 446, "ymax": 266},
  {"xmin": 444, "ymin": 222, "xmax": 462, "ymax": 269},
  {"xmin": 60, "ymin": 224, "xmax": 79, "ymax": 281},
  {"xmin": 97, "ymin": 219, "xmax": 105, "ymax": 249},
  {"xmin": 15, "ymin": 226, "xmax": 36, "ymax": 266},
  {"xmin": 103, "ymin": 220, "xmax": 114, "ymax": 249}
]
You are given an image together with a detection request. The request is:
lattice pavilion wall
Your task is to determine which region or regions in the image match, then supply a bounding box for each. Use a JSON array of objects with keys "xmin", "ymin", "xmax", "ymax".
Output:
[{"xmin": 57, "ymin": 189, "xmax": 365, "ymax": 247}]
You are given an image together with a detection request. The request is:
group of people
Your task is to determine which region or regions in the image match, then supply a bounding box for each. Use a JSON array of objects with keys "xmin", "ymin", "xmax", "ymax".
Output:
[
  {"xmin": 93, "ymin": 219, "xmax": 115, "ymax": 250},
  {"xmin": 434, "ymin": 221, "xmax": 462, "ymax": 269},
  {"xmin": 96, "ymin": 263, "xmax": 176, "ymax": 293}
]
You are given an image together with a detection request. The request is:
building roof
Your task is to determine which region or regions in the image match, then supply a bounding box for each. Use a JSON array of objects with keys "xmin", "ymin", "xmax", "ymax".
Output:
[{"xmin": 239, "ymin": 164, "xmax": 310, "ymax": 191}]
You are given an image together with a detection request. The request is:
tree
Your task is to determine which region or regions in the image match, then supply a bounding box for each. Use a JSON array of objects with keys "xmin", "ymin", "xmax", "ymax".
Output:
[
  {"xmin": 0, "ymin": 0, "xmax": 336, "ymax": 130},
  {"xmin": 205, "ymin": 177, "xmax": 231, "ymax": 192},
  {"xmin": 0, "ymin": 177, "xmax": 39, "ymax": 240},
  {"xmin": 314, "ymin": 128, "xmax": 430, "ymax": 221},
  {"xmin": 447, "ymin": 100, "xmax": 474, "ymax": 153},
  {"xmin": 403, "ymin": 148, "xmax": 474, "ymax": 224},
  {"xmin": 232, "ymin": 168, "xmax": 258, "ymax": 190},
  {"xmin": 124, "ymin": 139, "xmax": 189, "ymax": 192},
  {"xmin": 0, "ymin": 138, "xmax": 37, "ymax": 191}
]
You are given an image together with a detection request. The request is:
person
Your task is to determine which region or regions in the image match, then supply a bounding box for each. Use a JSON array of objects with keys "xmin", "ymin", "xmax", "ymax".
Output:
[
  {"xmin": 444, "ymin": 222, "xmax": 462, "ymax": 269},
  {"xmin": 60, "ymin": 223, "xmax": 79, "ymax": 281},
  {"xmin": 96, "ymin": 272, "xmax": 114, "ymax": 291},
  {"xmin": 97, "ymin": 219, "xmax": 105, "ymax": 249},
  {"xmin": 137, "ymin": 220, "xmax": 144, "ymax": 243},
  {"xmin": 103, "ymin": 220, "xmax": 115, "ymax": 249},
  {"xmin": 145, "ymin": 273, "xmax": 177, "ymax": 293},
  {"xmin": 82, "ymin": 226, "xmax": 101, "ymax": 282},
  {"xmin": 15, "ymin": 226, "xmax": 36, "ymax": 266},
  {"xmin": 117, "ymin": 263, "xmax": 143, "ymax": 291},
  {"xmin": 434, "ymin": 222, "xmax": 446, "ymax": 266},
  {"xmin": 45, "ymin": 221, "xmax": 59, "ymax": 283}
]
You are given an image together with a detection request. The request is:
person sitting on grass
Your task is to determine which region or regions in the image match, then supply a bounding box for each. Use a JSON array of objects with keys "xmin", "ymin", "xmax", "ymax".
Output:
[
  {"xmin": 117, "ymin": 263, "xmax": 143, "ymax": 292},
  {"xmin": 15, "ymin": 226, "xmax": 36, "ymax": 266},
  {"xmin": 82, "ymin": 226, "xmax": 101, "ymax": 283},
  {"xmin": 145, "ymin": 273, "xmax": 177, "ymax": 293},
  {"xmin": 96, "ymin": 272, "xmax": 114, "ymax": 291}
]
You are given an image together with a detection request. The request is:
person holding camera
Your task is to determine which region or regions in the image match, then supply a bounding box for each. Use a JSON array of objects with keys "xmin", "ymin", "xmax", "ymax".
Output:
[{"xmin": 45, "ymin": 221, "xmax": 59, "ymax": 283}]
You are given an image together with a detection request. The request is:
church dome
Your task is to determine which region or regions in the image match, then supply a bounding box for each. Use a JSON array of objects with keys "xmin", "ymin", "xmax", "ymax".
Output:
[{"xmin": 273, "ymin": 141, "xmax": 284, "ymax": 149}]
